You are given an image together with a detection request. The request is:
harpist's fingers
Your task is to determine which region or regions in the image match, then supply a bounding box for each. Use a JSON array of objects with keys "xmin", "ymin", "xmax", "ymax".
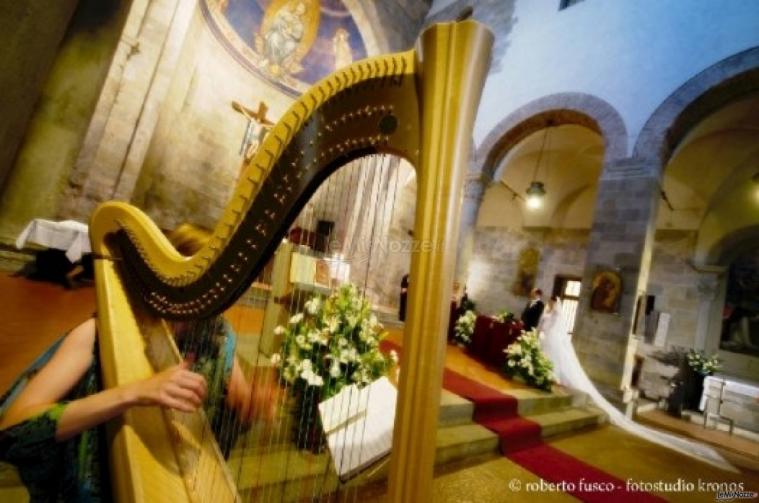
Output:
[
  {"xmin": 163, "ymin": 396, "xmax": 196, "ymax": 413},
  {"xmin": 177, "ymin": 373, "xmax": 207, "ymax": 399},
  {"xmin": 167, "ymin": 384, "xmax": 202, "ymax": 408},
  {"xmin": 186, "ymin": 371, "xmax": 207, "ymax": 393}
]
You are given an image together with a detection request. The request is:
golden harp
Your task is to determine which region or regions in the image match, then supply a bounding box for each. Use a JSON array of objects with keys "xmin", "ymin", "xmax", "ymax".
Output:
[{"xmin": 89, "ymin": 19, "xmax": 492, "ymax": 503}]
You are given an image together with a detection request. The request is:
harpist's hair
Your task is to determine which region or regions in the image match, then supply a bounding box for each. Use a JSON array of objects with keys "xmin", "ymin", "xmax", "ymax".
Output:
[{"xmin": 167, "ymin": 223, "xmax": 212, "ymax": 256}]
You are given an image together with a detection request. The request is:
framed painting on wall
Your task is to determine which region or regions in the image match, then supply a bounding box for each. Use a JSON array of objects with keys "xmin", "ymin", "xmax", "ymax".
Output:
[
  {"xmin": 590, "ymin": 270, "xmax": 622, "ymax": 314},
  {"xmin": 512, "ymin": 247, "xmax": 540, "ymax": 297}
]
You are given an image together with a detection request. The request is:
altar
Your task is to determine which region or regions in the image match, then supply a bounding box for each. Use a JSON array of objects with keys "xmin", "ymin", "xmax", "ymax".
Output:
[
  {"xmin": 15, "ymin": 219, "xmax": 90, "ymax": 262},
  {"xmin": 14, "ymin": 219, "xmax": 93, "ymax": 287},
  {"xmin": 699, "ymin": 374, "xmax": 759, "ymax": 433},
  {"xmin": 468, "ymin": 315, "xmax": 522, "ymax": 368},
  {"xmin": 259, "ymin": 241, "xmax": 348, "ymax": 356}
]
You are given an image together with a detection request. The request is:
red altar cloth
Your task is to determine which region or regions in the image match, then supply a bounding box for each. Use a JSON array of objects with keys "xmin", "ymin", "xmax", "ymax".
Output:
[{"xmin": 469, "ymin": 315, "xmax": 523, "ymax": 368}]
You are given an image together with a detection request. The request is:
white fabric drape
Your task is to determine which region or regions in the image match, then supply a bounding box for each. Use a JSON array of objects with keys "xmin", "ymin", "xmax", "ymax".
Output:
[
  {"xmin": 15, "ymin": 219, "xmax": 90, "ymax": 262},
  {"xmin": 540, "ymin": 301, "xmax": 737, "ymax": 473}
]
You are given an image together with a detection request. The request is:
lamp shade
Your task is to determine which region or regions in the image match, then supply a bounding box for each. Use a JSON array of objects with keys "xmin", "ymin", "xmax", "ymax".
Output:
[{"xmin": 526, "ymin": 181, "xmax": 546, "ymax": 209}]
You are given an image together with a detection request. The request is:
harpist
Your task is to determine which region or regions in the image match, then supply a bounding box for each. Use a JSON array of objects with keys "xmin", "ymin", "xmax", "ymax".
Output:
[{"xmin": 0, "ymin": 225, "xmax": 275, "ymax": 501}]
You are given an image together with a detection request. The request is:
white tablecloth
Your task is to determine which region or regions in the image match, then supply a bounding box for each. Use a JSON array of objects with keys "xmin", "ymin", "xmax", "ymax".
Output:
[
  {"xmin": 15, "ymin": 219, "xmax": 90, "ymax": 262},
  {"xmin": 699, "ymin": 374, "xmax": 759, "ymax": 410}
]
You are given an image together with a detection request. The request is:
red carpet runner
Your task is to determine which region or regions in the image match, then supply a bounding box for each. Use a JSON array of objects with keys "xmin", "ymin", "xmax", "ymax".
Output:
[{"xmin": 380, "ymin": 340, "xmax": 665, "ymax": 502}]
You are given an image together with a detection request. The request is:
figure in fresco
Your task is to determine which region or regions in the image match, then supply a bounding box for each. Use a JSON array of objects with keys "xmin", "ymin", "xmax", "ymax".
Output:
[
  {"xmin": 332, "ymin": 27, "xmax": 353, "ymax": 70},
  {"xmin": 205, "ymin": 0, "xmax": 367, "ymax": 95},
  {"xmin": 257, "ymin": 1, "xmax": 308, "ymax": 76}
]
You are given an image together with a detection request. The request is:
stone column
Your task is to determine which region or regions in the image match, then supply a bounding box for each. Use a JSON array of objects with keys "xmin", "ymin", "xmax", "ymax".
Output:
[
  {"xmin": 572, "ymin": 157, "xmax": 662, "ymax": 403},
  {"xmin": 454, "ymin": 173, "xmax": 489, "ymax": 288},
  {"xmin": 0, "ymin": 0, "xmax": 79, "ymax": 190},
  {"xmin": 58, "ymin": 0, "xmax": 197, "ymax": 221}
]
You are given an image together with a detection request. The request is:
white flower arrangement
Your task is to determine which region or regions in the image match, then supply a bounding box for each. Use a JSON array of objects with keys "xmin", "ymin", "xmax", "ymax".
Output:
[
  {"xmin": 503, "ymin": 329, "xmax": 555, "ymax": 391},
  {"xmin": 272, "ymin": 283, "xmax": 396, "ymax": 400},
  {"xmin": 686, "ymin": 349, "xmax": 721, "ymax": 376},
  {"xmin": 453, "ymin": 309, "xmax": 477, "ymax": 346},
  {"xmin": 493, "ymin": 310, "xmax": 515, "ymax": 324}
]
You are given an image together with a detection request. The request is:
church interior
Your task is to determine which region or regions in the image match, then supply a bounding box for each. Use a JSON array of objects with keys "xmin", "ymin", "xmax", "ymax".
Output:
[{"xmin": 1, "ymin": 0, "xmax": 758, "ymax": 501}]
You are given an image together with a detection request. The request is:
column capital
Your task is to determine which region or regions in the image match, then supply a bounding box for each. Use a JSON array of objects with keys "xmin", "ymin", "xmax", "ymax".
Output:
[{"xmin": 463, "ymin": 173, "xmax": 490, "ymax": 202}]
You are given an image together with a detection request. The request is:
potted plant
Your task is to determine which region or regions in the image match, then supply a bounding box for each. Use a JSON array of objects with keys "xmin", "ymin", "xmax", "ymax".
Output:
[
  {"xmin": 683, "ymin": 349, "xmax": 721, "ymax": 410},
  {"xmin": 650, "ymin": 347, "xmax": 688, "ymax": 416},
  {"xmin": 272, "ymin": 283, "xmax": 398, "ymax": 451},
  {"xmin": 503, "ymin": 329, "xmax": 555, "ymax": 391}
]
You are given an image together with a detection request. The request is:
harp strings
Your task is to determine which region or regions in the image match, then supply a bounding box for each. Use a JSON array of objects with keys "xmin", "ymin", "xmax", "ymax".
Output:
[
  {"xmin": 337, "ymin": 156, "xmax": 378, "ymax": 502},
  {"xmin": 171, "ymin": 154, "xmax": 408, "ymax": 502}
]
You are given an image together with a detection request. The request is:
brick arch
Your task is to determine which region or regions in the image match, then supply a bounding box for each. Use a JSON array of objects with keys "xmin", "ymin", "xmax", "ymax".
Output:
[
  {"xmin": 634, "ymin": 46, "xmax": 759, "ymax": 166},
  {"xmin": 476, "ymin": 93, "xmax": 628, "ymax": 181}
]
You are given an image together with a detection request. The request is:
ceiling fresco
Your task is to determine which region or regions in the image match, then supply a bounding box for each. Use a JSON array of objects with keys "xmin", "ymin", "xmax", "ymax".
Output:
[{"xmin": 201, "ymin": 0, "xmax": 368, "ymax": 96}]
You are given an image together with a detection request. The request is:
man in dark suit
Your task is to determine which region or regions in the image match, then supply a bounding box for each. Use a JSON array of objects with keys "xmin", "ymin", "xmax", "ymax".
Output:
[
  {"xmin": 399, "ymin": 273, "xmax": 409, "ymax": 321},
  {"xmin": 521, "ymin": 288, "xmax": 545, "ymax": 331}
]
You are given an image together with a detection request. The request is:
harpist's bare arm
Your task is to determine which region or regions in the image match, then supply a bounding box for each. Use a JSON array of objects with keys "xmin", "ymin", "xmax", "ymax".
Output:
[{"xmin": 0, "ymin": 318, "xmax": 207, "ymax": 441}]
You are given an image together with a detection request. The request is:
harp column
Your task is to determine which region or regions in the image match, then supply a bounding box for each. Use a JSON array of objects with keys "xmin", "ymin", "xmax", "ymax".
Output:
[{"xmin": 388, "ymin": 20, "xmax": 493, "ymax": 502}]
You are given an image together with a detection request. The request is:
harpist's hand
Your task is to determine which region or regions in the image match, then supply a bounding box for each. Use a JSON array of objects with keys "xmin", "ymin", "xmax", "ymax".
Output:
[
  {"xmin": 226, "ymin": 358, "xmax": 281, "ymax": 424},
  {"xmin": 129, "ymin": 362, "xmax": 208, "ymax": 413}
]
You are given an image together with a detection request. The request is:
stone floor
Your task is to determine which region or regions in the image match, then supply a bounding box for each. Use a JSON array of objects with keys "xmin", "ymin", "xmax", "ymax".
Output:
[
  {"xmin": 638, "ymin": 408, "xmax": 759, "ymax": 472},
  {"xmin": 449, "ymin": 425, "xmax": 759, "ymax": 503}
]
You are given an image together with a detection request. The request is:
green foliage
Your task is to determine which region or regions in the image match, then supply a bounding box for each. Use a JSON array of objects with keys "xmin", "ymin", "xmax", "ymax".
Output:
[
  {"xmin": 460, "ymin": 297, "xmax": 477, "ymax": 313},
  {"xmin": 494, "ymin": 310, "xmax": 515, "ymax": 323}
]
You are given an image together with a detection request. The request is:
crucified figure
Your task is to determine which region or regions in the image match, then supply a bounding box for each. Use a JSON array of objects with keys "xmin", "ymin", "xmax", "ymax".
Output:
[{"xmin": 232, "ymin": 100, "xmax": 274, "ymax": 164}]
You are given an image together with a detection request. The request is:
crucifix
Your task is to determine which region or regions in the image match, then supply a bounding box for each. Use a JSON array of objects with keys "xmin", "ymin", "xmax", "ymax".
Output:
[{"xmin": 232, "ymin": 100, "xmax": 273, "ymax": 162}]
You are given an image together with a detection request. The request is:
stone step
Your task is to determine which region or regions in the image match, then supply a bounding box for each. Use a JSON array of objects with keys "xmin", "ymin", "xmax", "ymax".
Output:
[
  {"xmin": 229, "ymin": 421, "xmax": 500, "ymax": 501},
  {"xmin": 528, "ymin": 405, "xmax": 607, "ymax": 439},
  {"xmin": 228, "ymin": 389, "xmax": 475, "ymax": 460},
  {"xmin": 507, "ymin": 386, "xmax": 582, "ymax": 415},
  {"xmin": 222, "ymin": 361, "xmax": 603, "ymax": 500},
  {"xmin": 438, "ymin": 389, "xmax": 475, "ymax": 426},
  {"xmin": 434, "ymin": 422, "xmax": 500, "ymax": 465},
  {"xmin": 228, "ymin": 403, "xmax": 605, "ymax": 500}
]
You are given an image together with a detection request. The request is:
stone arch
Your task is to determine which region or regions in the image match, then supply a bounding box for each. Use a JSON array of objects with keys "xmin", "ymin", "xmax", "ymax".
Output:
[
  {"xmin": 476, "ymin": 93, "xmax": 628, "ymax": 181},
  {"xmin": 634, "ymin": 46, "xmax": 759, "ymax": 166},
  {"xmin": 703, "ymin": 224, "xmax": 759, "ymax": 265}
]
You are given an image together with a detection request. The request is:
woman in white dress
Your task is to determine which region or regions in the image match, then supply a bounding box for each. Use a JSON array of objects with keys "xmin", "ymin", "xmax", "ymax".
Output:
[
  {"xmin": 537, "ymin": 297, "xmax": 735, "ymax": 472},
  {"xmin": 538, "ymin": 296, "xmax": 568, "ymax": 384}
]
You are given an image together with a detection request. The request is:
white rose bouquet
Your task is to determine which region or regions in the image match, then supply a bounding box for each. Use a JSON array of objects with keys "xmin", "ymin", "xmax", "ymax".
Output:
[
  {"xmin": 273, "ymin": 282, "xmax": 397, "ymax": 403},
  {"xmin": 686, "ymin": 349, "xmax": 721, "ymax": 376},
  {"xmin": 453, "ymin": 309, "xmax": 477, "ymax": 346},
  {"xmin": 503, "ymin": 329, "xmax": 555, "ymax": 391}
]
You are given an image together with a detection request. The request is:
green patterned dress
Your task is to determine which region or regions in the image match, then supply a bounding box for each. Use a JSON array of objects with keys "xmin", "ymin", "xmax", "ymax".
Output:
[{"xmin": 0, "ymin": 318, "xmax": 237, "ymax": 502}]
